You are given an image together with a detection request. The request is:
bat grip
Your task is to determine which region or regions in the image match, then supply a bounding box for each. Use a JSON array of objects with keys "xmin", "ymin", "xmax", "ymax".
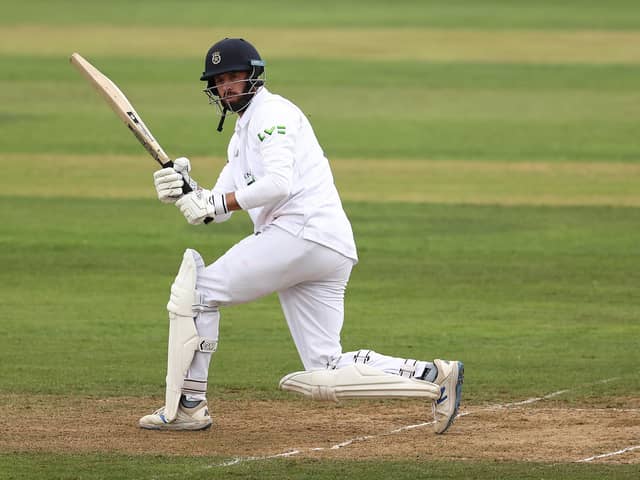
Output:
[{"xmin": 162, "ymin": 161, "xmax": 214, "ymax": 224}]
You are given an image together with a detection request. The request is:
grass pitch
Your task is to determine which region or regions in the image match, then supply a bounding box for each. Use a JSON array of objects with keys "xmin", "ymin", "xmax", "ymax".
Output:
[{"xmin": 1, "ymin": 1, "xmax": 639, "ymax": 478}]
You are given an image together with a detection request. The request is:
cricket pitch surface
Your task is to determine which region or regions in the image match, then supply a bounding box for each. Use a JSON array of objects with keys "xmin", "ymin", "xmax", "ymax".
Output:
[{"xmin": 1, "ymin": 394, "xmax": 638, "ymax": 465}]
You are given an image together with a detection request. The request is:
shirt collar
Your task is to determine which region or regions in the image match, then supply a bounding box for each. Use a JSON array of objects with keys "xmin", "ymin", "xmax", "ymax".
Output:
[{"xmin": 235, "ymin": 86, "xmax": 268, "ymax": 131}]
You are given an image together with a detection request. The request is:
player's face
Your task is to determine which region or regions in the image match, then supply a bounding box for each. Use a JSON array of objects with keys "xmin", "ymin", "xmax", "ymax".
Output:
[{"xmin": 214, "ymin": 71, "xmax": 251, "ymax": 110}]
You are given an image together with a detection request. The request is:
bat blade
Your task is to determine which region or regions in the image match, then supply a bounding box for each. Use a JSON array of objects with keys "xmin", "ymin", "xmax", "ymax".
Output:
[{"xmin": 70, "ymin": 52, "xmax": 170, "ymax": 167}]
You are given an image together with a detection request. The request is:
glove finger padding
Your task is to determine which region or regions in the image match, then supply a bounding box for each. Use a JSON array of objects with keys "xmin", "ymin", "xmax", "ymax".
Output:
[
  {"xmin": 173, "ymin": 157, "xmax": 199, "ymax": 192},
  {"xmin": 173, "ymin": 157, "xmax": 191, "ymax": 174},
  {"xmin": 156, "ymin": 177, "xmax": 184, "ymax": 189},
  {"xmin": 153, "ymin": 167, "xmax": 179, "ymax": 180},
  {"xmin": 158, "ymin": 189, "xmax": 183, "ymax": 203},
  {"xmin": 154, "ymin": 167, "xmax": 185, "ymax": 204}
]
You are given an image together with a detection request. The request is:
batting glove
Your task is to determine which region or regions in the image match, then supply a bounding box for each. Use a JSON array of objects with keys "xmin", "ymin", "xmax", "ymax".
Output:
[
  {"xmin": 175, "ymin": 189, "xmax": 228, "ymax": 225},
  {"xmin": 153, "ymin": 167, "xmax": 184, "ymax": 204},
  {"xmin": 173, "ymin": 157, "xmax": 199, "ymax": 192},
  {"xmin": 152, "ymin": 157, "xmax": 199, "ymax": 204}
]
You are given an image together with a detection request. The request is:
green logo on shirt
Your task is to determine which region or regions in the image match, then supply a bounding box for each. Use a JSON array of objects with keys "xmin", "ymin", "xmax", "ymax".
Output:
[{"xmin": 258, "ymin": 125, "xmax": 286, "ymax": 142}]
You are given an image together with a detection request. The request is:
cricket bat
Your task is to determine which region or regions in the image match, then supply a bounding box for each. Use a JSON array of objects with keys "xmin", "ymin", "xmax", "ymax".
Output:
[
  {"xmin": 70, "ymin": 52, "xmax": 212, "ymax": 222},
  {"xmin": 70, "ymin": 52, "xmax": 174, "ymax": 168}
]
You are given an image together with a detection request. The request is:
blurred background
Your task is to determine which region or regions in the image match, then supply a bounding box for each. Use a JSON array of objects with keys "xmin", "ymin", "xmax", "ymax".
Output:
[{"xmin": 1, "ymin": 0, "xmax": 639, "ymax": 404}]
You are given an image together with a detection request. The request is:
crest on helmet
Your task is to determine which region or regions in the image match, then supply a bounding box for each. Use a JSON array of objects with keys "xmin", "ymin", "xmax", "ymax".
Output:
[{"xmin": 212, "ymin": 51, "xmax": 221, "ymax": 64}]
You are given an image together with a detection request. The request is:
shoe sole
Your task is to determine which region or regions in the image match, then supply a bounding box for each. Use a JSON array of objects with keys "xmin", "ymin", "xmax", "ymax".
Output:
[
  {"xmin": 139, "ymin": 421, "xmax": 212, "ymax": 431},
  {"xmin": 437, "ymin": 361, "xmax": 464, "ymax": 434}
]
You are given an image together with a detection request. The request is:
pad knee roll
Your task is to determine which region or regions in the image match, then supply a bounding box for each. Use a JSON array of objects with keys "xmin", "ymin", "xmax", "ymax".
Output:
[{"xmin": 168, "ymin": 249, "xmax": 202, "ymax": 317}]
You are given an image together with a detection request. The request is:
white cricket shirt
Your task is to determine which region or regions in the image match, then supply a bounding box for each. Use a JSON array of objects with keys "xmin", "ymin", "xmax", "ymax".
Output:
[{"xmin": 211, "ymin": 87, "xmax": 358, "ymax": 263}]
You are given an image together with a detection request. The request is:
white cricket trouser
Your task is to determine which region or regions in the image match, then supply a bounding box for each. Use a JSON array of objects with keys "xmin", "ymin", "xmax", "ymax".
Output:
[
  {"xmin": 187, "ymin": 224, "xmax": 350, "ymax": 387},
  {"xmin": 186, "ymin": 224, "xmax": 432, "ymax": 399}
]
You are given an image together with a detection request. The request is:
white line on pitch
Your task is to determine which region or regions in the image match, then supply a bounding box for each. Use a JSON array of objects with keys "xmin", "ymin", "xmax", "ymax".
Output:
[
  {"xmin": 213, "ymin": 377, "xmax": 618, "ymax": 468},
  {"xmin": 577, "ymin": 445, "xmax": 640, "ymax": 463},
  {"xmin": 216, "ymin": 449, "xmax": 302, "ymax": 467},
  {"xmin": 485, "ymin": 377, "xmax": 619, "ymax": 409}
]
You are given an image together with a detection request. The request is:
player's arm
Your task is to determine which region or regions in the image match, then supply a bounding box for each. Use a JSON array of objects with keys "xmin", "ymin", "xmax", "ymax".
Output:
[
  {"xmin": 209, "ymin": 162, "xmax": 236, "ymax": 222},
  {"xmin": 223, "ymin": 192, "xmax": 241, "ymax": 212},
  {"xmin": 174, "ymin": 106, "xmax": 297, "ymax": 224},
  {"xmin": 211, "ymin": 147, "xmax": 292, "ymax": 213}
]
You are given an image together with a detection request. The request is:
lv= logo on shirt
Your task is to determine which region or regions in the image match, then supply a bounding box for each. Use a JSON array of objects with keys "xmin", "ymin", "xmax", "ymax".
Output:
[{"xmin": 258, "ymin": 125, "xmax": 286, "ymax": 142}]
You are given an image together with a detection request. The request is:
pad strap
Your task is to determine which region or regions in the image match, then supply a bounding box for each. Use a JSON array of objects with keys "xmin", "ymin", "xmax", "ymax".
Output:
[
  {"xmin": 194, "ymin": 291, "xmax": 217, "ymax": 314},
  {"xmin": 182, "ymin": 378, "xmax": 207, "ymax": 396},
  {"xmin": 353, "ymin": 349, "xmax": 372, "ymax": 364},
  {"xmin": 399, "ymin": 359, "xmax": 418, "ymax": 378}
]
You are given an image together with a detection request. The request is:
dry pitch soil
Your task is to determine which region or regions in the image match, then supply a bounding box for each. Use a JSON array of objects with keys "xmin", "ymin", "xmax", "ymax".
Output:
[{"xmin": 1, "ymin": 394, "xmax": 638, "ymax": 465}]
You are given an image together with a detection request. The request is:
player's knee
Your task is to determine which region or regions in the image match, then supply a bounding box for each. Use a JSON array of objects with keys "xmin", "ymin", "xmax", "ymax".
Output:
[{"xmin": 168, "ymin": 249, "xmax": 216, "ymax": 316}]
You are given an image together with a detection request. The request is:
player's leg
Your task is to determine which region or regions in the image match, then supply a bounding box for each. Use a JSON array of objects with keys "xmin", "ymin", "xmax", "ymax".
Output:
[
  {"xmin": 140, "ymin": 225, "xmax": 339, "ymax": 430},
  {"xmin": 274, "ymin": 241, "xmax": 463, "ymax": 433},
  {"xmin": 281, "ymin": 348, "xmax": 463, "ymax": 433},
  {"xmin": 276, "ymin": 247, "xmax": 353, "ymax": 370},
  {"xmin": 276, "ymin": 244, "xmax": 441, "ymax": 403},
  {"xmin": 332, "ymin": 351, "xmax": 464, "ymax": 434},
  {"xmin": 333, "ymin": 350, "xmax": 438, "ymax": 381},
  {"xmin": 139, "ymin": 248, "xmax": 216, "ymax": 430}
]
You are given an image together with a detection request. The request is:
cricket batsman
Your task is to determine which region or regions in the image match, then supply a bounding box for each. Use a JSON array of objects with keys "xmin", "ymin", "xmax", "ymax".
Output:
[{"xmin": 140, "ymin": 38, "xmax": 464, "ymax": 434}]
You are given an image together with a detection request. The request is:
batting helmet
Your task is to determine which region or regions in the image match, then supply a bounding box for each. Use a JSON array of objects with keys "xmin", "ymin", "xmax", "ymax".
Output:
[
  {"xmin": 201, "ymin": 38, "xmax": 265, "ymax": 131},
  {"xmin": 201, "ymin": 38, "xmax": 265, "ymax": 91}
]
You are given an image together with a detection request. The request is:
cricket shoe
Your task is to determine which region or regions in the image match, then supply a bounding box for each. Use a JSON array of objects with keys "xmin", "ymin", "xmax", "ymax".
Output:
[
  {"xmin": 139, "ymin": 399, "xmax": 212, "ymax": 431},
  {"xmin": 432, "ymin": 359, "xmax": 464, "ymax": 434}
]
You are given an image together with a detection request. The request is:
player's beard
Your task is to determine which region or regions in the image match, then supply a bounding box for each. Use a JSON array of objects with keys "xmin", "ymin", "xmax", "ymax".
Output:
[
  {"xmin": 223, "ymin": 94, "xmax": 252, "ymax": 112},
  {"xmin": 223, "ymin": 83, "xmax": 256, "ymax": 113}
]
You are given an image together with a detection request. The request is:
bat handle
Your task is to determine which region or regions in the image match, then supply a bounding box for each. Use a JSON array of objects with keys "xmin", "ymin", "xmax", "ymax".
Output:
[{"xmin": 161, "ymin": 161, "xmax": 214, "ymax": 224}]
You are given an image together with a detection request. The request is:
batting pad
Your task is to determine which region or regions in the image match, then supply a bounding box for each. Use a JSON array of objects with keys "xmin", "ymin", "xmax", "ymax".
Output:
[
  {"xmin": 164, "ymin": 249, "xmax": 216, "ymax": 422},
  {"xmin": 279, "ymin": 364, "xmax": 440, "ymax": 402}
]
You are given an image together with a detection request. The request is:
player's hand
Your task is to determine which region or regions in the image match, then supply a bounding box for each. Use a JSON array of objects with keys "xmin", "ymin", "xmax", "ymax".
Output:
[
  {"xmin": 173, "ymin": 157, "xmax": 199, "ymax": 191},
  {"xmin": 175, "ymin": 189, "xmax": 228, "ymax": 225},
  {"xmin": 153, "ymin": 167, "xmax": 184, "ymax": 204},
  {"xmin": 153, "ymin": 157, "xmax": 200, "ymax": 204}
]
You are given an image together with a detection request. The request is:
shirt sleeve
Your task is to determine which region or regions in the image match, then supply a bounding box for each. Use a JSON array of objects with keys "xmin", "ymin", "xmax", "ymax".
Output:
[{"xmin": 235, "ymin": 102, "xmax": 298, "ymax": 210}]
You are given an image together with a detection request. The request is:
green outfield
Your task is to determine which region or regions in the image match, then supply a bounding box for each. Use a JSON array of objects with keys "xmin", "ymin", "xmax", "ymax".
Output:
[{"xmin": 1, "ymin": 1, "xmax": 639, "ymax": 478}]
